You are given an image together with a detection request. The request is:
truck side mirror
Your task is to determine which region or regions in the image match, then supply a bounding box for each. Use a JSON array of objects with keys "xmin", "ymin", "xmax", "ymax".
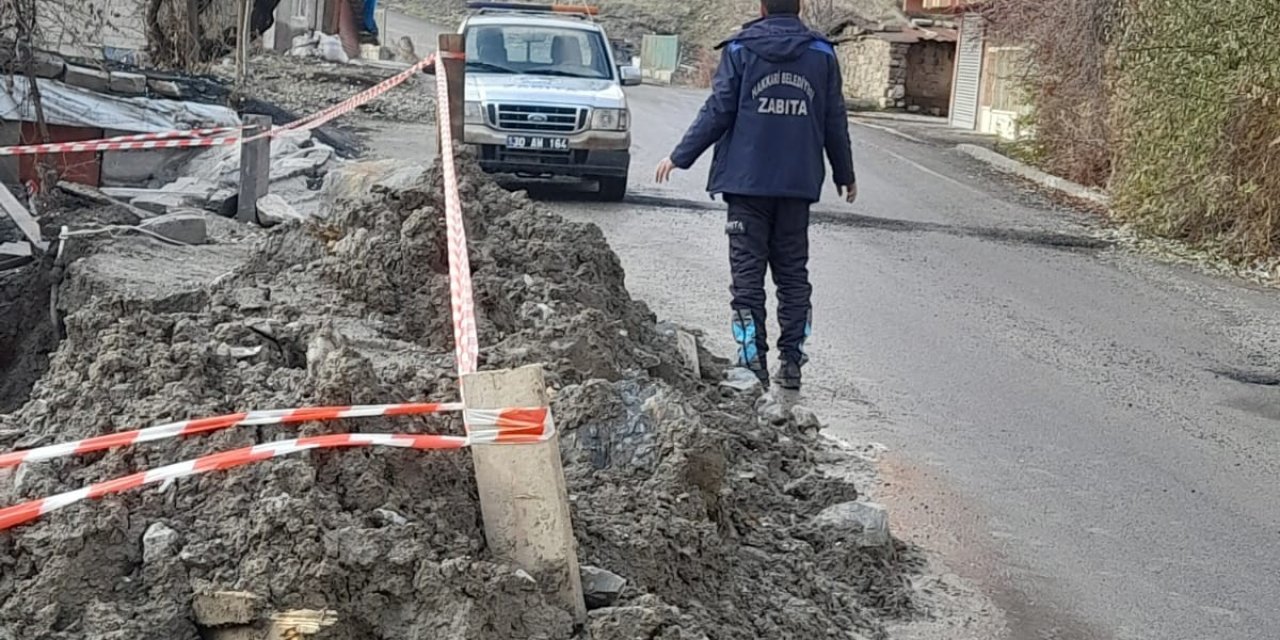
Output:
[{"xmin": 619, "ymin": 65, "xmax": 642, "ymax": 86}]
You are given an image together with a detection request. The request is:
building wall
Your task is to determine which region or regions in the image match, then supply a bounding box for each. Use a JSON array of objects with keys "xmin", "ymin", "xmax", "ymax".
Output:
[
  {"xmin": 838, "ymin": 39, "xmax": 911, "ymax": 109},
  {"xmin": 904, "ymin": 41, "xmax": 955, "ymax": 115}
]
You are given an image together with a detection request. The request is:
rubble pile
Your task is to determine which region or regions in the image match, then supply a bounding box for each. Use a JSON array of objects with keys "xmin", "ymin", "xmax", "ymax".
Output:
[{"xmin": 0, "ymin": 157, "xmax": 918, "ymax": 639}]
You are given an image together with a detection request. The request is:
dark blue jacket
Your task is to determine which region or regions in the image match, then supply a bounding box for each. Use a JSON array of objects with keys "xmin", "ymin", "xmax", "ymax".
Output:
[{"xmin": 670, "ymin": 15, "xmax": 855, "ymax": 202}]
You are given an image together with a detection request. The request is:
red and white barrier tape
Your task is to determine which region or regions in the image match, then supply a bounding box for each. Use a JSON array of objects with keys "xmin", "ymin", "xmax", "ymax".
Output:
[
  {"xmin": 0, "ymin": 407, "xmax": 551, "ymax": 532},
  {"xmin": 265, "ymin": 53, "xmax": 439, "ymax": 138},
  {"xmin": 0, "ymin": 53, "xmax": 447, "ymax": 156},
  {"xmin": 0, "ymin": 433, "xmax": 469, "ymax": 532},
  {"xmin": 434, "ymin": 55, "xmax": 480, "ymax": 376},
  {"xmin": 0, "ymin": 402, "xmax": 463, "ymax": 469},
  {"xmin": 465, "ymin": 407, "xmax": 554, "ymax": 444},
  {"xmin": 0, "ymin": 130, "xmax": 241, "ymax": 156}
]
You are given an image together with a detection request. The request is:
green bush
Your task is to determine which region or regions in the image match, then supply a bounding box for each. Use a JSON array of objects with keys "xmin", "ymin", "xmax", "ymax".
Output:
[{"xmin": 1111, "ymin": 0, "xmax": 1280, "ymax": 259}]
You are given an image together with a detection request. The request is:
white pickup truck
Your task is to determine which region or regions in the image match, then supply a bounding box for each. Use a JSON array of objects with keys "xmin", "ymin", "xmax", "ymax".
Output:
[{"xmin": 459, "ymin": 3, "xmax": 640, "ymax": 201}]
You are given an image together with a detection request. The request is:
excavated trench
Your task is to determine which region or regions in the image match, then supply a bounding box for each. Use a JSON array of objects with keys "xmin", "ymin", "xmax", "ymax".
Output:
[
  {"xmin": 0, "ymin": 158, "xmax": 921, "ymax": 640},
  {"xmin": 0, "ymin": 262, "xmax": 58, "ymax": 414}
]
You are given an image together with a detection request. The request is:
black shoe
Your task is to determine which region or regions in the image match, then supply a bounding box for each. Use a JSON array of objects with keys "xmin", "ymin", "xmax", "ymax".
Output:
[{"xmin": 776, "ymin": 361, "xmax": 802, "ymax": 391}]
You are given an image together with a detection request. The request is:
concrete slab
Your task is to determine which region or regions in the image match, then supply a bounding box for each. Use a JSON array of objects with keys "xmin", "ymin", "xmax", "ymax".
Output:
[
  {"xmin": 108, "ymin": 71, "xmax": 147, "ymax": 95},
  {"xmin": 64, "ymin": 65, "xmax": 111, "ymax": 92}
]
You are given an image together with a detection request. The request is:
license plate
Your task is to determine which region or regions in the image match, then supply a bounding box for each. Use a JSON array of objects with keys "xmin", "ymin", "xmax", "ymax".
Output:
[{"xmin": 506, "ymin": 135, "xmax": 569, "ymax": 151}]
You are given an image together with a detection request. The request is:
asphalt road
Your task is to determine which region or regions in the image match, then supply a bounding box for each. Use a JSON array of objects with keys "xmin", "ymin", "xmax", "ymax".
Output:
[{"xmin": 541, "ymin": 84, "xmax": 1280, "ymax": 640}]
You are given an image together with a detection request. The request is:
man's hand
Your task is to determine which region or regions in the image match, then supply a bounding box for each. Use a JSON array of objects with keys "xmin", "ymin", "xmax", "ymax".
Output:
[
  {"xmin": 838, "ymin": 183, "xmax": 858, "ymax": 204},
  {"xmin": 655, "ymin": 157, "xmax": 678, "ymax": 184}
]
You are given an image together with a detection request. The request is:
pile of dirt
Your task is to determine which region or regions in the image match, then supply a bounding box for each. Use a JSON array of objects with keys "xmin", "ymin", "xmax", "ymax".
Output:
[{"xmin": 0, "ymin": 157, "xmax": 918, "ymax": 639}]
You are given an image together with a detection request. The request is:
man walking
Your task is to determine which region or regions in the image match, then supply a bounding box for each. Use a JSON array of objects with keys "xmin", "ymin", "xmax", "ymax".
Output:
[{"xmin": 655, "ymin": 0, "xmax": 856, "ymax": 391}]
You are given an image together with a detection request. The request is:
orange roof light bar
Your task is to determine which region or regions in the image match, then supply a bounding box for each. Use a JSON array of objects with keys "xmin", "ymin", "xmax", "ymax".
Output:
[{"xmin": 466, "ymin": 2, "xmax": 600, "ymax": 15}]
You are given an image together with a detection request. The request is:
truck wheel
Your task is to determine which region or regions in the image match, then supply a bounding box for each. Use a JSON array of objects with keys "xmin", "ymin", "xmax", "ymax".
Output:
[{"xmin": 598, "ymin": 175, "xmax": 628, "ymax": 202}]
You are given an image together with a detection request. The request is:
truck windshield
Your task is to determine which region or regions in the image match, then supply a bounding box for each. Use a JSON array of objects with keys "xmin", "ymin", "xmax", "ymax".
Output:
[{"xmin": 465, "ymin": 24, "xmax": 613, "ymax": 80}]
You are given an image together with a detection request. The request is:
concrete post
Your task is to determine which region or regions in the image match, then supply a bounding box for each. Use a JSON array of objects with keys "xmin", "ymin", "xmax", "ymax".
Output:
[
  {"xmin": 436, "ymin": 33, "xmax": 466, "ymax": 156},
  {"xmin": 236, "ymin": 114, "xmax": 272, "ymax": 225},
  {"xmin": 461, "ymin": 365, "xmax": 586, "ymax": 621}
]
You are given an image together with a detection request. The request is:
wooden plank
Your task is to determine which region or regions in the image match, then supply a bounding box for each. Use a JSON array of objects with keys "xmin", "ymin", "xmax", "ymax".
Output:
[
  {"xmin": 462, "ymin": 365, "xmax": 586, "ymax": 621},
  {"xmin": 0, "ymin": 183, "xmax": 46, "ymax": 251}
]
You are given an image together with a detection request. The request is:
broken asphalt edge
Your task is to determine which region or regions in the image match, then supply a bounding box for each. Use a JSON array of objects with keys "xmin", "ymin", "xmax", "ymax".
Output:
[{"xmin": 956, "ymin": 143, "xmax": 1111, "ymax": 207}]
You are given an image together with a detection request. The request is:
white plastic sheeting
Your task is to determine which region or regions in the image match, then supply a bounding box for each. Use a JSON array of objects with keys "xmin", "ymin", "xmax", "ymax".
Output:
[{"xmin": 0, "ymin": 76, "xmax": 239, "ymax": 133}]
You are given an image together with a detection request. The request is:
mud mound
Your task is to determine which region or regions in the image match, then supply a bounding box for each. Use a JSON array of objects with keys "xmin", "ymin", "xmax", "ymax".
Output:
[{"xmin": 0, "ymin": 157, "xmax": 917, "ymax": 639}]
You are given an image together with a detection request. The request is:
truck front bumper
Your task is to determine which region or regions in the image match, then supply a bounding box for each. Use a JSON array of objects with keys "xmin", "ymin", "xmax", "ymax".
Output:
[{"xmin": 463, "ymin": 126, "xmax": 631, "ymax": 179}]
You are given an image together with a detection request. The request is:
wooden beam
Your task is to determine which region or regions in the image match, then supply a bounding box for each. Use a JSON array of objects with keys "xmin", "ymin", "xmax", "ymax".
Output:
[
  {"xmin": 237, "ymin": 114, "xmax": 272, "ymax": 224},
  {"xmin": 462, "ymin": 365, "xmax": 586, "ymax": 621}
]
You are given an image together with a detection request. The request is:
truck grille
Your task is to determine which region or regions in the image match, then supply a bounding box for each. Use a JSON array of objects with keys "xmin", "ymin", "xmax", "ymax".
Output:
[{"xmin": 491, "ymin": 104, "xmax": 587, "ymax": 133}]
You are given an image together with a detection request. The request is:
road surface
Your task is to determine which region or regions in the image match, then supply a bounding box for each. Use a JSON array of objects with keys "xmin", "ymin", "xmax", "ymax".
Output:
[{"xmin": 537, "ymin": 85, "xmax": 1280, "ymax": 640}]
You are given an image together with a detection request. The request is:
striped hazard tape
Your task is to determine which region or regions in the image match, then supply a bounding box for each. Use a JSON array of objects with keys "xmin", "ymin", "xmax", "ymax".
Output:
[
  {"xmin": 0, "ymin": 404, "xmax": 549, "ymax": 469},
  {"xmin": 266, "ymin": 53, "xmax": 441, "ymax": 138},
  {"xmin": 0, "ymin": 433, "xmax": 469, "ymax": 532},
  {"xmin": 0, "ymin": 407, "xmax": 551, "ymax": 532},
  {"xmin": 0, "ymin": 52, "xmax": 453, "ymax": 156},
  {"xmin": 434, "ymin": 54, "xmax": 480, "ymax": 376},
  {"xmin": 0, "ymin": 402, "xmax": 463, "ymax": 469},
  {"xmin": 0, "ymin": 129, "xmax": 242, "ymax": 156}
]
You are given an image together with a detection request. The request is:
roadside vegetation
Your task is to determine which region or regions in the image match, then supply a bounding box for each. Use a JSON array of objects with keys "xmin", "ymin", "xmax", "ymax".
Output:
[{"xmin": 983, "ymin": 0, "xmax": 1280, "ymax": 264}]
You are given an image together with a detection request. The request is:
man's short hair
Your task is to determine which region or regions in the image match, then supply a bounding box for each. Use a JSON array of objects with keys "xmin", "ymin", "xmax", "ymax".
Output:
[{"xmin": 762, "ymin": 0, "xmax": 801, "ymax": 15}]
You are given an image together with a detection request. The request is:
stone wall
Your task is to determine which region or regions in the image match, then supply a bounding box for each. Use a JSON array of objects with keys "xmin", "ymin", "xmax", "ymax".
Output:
[
  {"xmin": 905, "ymin": 41, "xmax": 955, "ymax": 115},
  {"xmin": 837, "ymin": 38, "xmax": 910, "ymax": 110}
]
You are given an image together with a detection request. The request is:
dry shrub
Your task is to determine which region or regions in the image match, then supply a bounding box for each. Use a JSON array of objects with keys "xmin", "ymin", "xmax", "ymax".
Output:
[
  {"xmin": 1111, "ymin": 0, "xmax": 1280, "ymax": 259},
  {"xmin": 979, "ymin": 0, "xmax": 1116, "ymax": 188},
  {"xmin": 691, "ymin": 47, "xmax": 719, "ymax": 88}
]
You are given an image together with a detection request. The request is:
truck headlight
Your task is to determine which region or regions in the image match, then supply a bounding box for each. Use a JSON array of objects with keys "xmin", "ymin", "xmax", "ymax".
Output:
[
  {"xmin": 464, "ymin": 101, "xmax": 486, "ymax": 125},
  {"xmin": 591, "ymin": 108, "xmax": 629, "ymax": 131}
]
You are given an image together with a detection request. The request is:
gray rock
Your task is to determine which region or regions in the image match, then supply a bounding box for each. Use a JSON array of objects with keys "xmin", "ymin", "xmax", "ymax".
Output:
[
  {"xmin": 721, "ymin": 367, "xmax": 762, "ymax": 393},
  {"xmin": 269, "ymin": 146, "xmax": 334, "ymax": 182},
  {"xmin": 811, "ymin": 501, "xmax": 891, "ymax": 548},
  {"xmin": 139, "ymin": 213, "xmax": 208, "ymax": 245},
  {"xmin": 108, "ymin": 71, "xmax": 147, "ymax": 95},
  {"xmin": 148, "ymin": 79, "xmax": 182, "ymax": 98},
  {"xmin": 130, "ymin": 193, "xmax": 187, "ymax": 216},
  {"xmin": 64, "ymin": 65, "xmax": 110, "ymax": 92},
  {"xmin": 581, "ymin": 565, "xmax": 627, "ymax": 609},
  {"xmin": 257, "ymin": 193, "xmax": 306, "ymax": 226},
  {"xmin": 373, "ymin": 508, "xmax": 408, "ymax": 526},
  {"xmin": 791, "ymin": 405, "xmax": 823, "ymax": 430},
  {"xmin": 142, "ymin": 522, "xmax": 180, "ymax": 563},
  {"xmin": 755, "ymin": 393, "xmax": 790, "ymax": 425}
]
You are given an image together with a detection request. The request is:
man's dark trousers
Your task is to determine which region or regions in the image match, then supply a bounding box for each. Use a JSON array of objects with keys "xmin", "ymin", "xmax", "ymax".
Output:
[{"xmin": 726, "ymin": 194, "xmax": 812, "ymax": 381}]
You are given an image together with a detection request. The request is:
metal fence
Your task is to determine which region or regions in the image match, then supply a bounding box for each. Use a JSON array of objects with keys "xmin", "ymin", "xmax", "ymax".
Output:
[{"xmin": 640, "ymin": 35, "xmax": 679, "ymax": 84}]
